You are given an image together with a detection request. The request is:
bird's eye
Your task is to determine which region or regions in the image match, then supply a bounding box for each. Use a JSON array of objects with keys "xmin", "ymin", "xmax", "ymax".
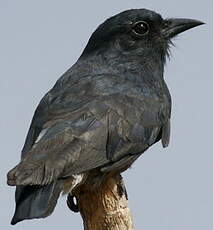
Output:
[{"xmin": 131, "ymin": 21, "xmax": 150, "ymax": 37}]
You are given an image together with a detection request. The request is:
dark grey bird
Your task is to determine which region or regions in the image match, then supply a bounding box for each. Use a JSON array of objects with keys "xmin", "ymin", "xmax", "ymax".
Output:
[{"xmin": 7, "ymin": 8, "xmax": 203, "ymax": 225}]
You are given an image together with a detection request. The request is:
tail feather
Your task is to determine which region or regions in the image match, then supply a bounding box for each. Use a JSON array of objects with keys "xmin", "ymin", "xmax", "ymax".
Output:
[{"xmin": 11, "ymin": 180, "xmax": 63, "ymax": 225}]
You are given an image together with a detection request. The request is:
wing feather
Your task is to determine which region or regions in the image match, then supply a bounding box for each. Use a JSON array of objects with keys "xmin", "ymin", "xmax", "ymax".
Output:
[{"xmin": 9, "ymin": 74, "xmax": 171, "ymax": 187}]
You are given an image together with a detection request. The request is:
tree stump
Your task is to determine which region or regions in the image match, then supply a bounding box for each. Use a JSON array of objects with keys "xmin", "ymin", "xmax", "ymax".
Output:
[{"xmin": 71, "ymin": 174, "xmax": 134, "ymax": 230}]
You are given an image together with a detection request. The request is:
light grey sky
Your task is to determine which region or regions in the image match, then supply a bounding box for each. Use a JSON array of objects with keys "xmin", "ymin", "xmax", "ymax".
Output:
[{"xmin": 1, "ymin": 0, "xmax": 212, "ymax": 229}]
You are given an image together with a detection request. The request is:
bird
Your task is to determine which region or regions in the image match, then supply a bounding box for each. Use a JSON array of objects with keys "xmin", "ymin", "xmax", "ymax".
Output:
[{"xmin": 7, "ymin": 8, "xmax": 203, "ymax": 225}]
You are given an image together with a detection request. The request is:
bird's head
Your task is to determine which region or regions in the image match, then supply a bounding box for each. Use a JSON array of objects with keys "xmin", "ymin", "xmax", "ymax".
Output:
[{"xmin": 81, "ymin": 9, "xmax": 204, "ymax": 62}]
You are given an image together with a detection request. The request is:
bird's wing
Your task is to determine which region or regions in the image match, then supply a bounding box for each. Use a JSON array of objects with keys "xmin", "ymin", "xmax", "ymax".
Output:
[{"xmin": 7, "ymin": 74, "xmax": 170, "ymax": 186}]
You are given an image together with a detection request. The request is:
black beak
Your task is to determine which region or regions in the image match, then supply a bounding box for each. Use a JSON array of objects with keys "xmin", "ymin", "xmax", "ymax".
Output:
[{"xmin": 162, "ymin": 18, "xmax": 204, "ymax": 39}]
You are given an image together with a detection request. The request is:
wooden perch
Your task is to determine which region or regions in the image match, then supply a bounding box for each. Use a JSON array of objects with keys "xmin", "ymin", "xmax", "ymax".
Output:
[{"xmin": 70, "ymin": 174, "xmax": 134, "ymax": 230}]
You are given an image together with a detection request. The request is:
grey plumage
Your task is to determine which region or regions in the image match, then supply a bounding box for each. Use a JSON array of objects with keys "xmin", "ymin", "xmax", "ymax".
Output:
[{"xmin": 7, "ymin": 8, "xmax": 203, "ymax": 225}]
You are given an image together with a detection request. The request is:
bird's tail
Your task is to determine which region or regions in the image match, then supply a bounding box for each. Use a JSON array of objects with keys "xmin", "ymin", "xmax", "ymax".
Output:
[{"xmin": 11, "ymin": 180, "xmax": 63, "ymax": 225}]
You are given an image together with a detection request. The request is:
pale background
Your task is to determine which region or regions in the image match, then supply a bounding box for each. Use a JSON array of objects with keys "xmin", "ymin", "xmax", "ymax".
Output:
[{"xmin": 1, "ymin": 0, "xmax": 212, "ymax": 229}]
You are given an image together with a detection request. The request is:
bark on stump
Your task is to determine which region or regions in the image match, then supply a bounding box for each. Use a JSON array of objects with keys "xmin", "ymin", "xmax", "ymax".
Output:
[{"xmin": 72, "ymin": 174, "xmax": 134, "ymax": 230}]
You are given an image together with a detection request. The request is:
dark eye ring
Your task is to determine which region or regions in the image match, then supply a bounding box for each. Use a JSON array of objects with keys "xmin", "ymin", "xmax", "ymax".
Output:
[{"xmin": 131, "ymin": 21, "xmax": 150, "ymax": 37}]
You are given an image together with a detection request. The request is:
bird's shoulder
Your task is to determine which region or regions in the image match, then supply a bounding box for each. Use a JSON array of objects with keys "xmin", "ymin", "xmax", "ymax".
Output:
[{"xmin": 21, "ymin": 72, "xmax": 170, "ymax": 158}]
